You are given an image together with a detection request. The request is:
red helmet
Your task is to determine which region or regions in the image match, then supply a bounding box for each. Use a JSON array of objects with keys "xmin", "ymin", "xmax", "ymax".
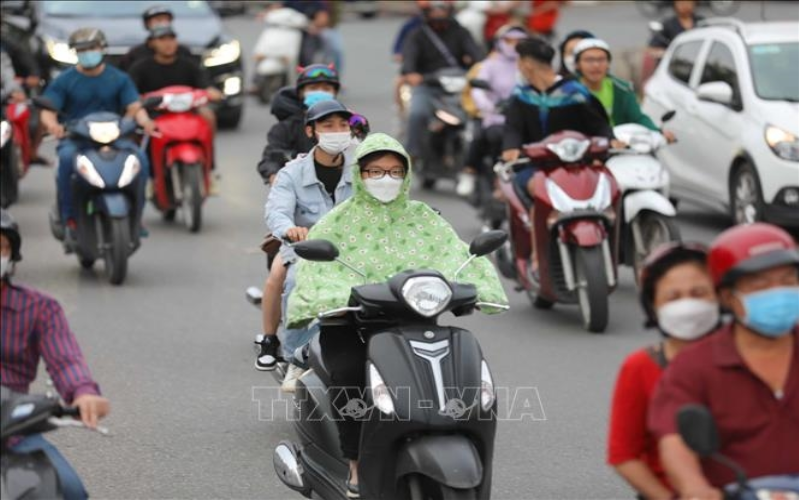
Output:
[{"xmin": 708, "ymin": 223, "xmax": 799, "ymax": 288}]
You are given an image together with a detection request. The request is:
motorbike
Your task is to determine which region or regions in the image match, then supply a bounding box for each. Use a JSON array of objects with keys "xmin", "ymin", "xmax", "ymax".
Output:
[
  {"xmin": 253, "ymin": 7, "xmax": 308, "ymax": 104},
  {"xmin": 417, "ymin": 68, "xmax": 469, "ymax": 190},
  {"xmin": 142, "ymin": 86, "xmax": 214, "ymax": 233},
  {"xmin": 268, "ymin": 231, "xmax": 508, "ymax": 499},
  {"xmin": 494, "ymin": 131, "xmax": 621, "ymax": 333},
  {"xmin": 35, "ymin": 98, "xmax": 145, "ymax": 285},
  {"xmin": 607, "ymin": 114, "xmax": 680, "ymax": 281},
  {"xmin": 0, "ymin": 101, "xmax": 32, "ymax": 209},
  {"xmin": 0, "ymin": 386, "xmax": 100, "ymax": 500},
  {"xmin": 677, "ymin": 404, "xmax": 799, "ymax": 500}
]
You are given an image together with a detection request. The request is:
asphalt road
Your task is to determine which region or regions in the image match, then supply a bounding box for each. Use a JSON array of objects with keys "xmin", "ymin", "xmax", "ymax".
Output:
[{"xmin": 12, "ymin": 1, "xmax": 799, "ymax": 499}]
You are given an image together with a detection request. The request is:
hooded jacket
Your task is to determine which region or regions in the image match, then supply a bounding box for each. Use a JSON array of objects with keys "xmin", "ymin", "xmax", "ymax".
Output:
[
  {"xmin": 287, "ymin": 133, "xmax": 508, "ymax": 328},
  {"xmin": 256, "ymin": 86, "xmax": 316, "ymax": 182}
]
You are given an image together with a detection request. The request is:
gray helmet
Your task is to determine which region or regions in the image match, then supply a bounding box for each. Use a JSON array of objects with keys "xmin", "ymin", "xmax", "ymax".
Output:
[
  {"xmin": 0, "ymin": 209, "xmax": 22, "ymax": 262},
  {"xmin": 68, "ymin": 28, "xmax": 108, "ymax": 51},
  {"xmin": 305, "ymin": 99, "xmax": 352, "ymax": 125}
]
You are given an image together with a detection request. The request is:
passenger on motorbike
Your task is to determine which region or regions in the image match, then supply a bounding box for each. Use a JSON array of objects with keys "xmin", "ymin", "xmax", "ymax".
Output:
[
  {"xmin": 118, "ymin": 5, "xmax": 193, "ymax": 72},
  {"xmin": 648, "ymin": 0, "xmax": 703, "ymax": 55},
  {"xmin": 557, "ymin": 29, "xmax": 594, "ymax": 78}
]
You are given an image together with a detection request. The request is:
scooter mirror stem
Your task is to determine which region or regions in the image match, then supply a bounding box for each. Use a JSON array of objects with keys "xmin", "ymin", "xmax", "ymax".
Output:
[
  {"xmin": 335, "ymin": 258, "xmax": 367, "ymax": 278},
  {"xmin": 710, "ymin": 452, "xmax": 751, "ymax": 496},
  {"xmin": 453, "ymin": 255, "xmax": 476, "ymax": 281}
]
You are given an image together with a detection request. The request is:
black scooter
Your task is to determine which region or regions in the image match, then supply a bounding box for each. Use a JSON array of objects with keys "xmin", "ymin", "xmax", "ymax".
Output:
[
  {"xmin": 272, "ymin": 231, "xmax": 508, "ymax": 500},
  {"xmin": 677, "ymin": 404, "xmax": 799, "ymax": 499}
]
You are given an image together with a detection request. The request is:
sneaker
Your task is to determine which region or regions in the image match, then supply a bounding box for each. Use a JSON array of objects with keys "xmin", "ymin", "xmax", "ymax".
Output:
[
  {"xmin": 280, "ymin": 363, "xmax": 305, "ymax": 393},
  {"xmin": 456, "ymin": 172, "xmax": 476, "ymax": 197},
  {"xmin": 254, "ymin": 334, "xmax": 281, "ymax": 371},
  {"xmin": 346, "ymin": 480, "xmax": 360, "ymax": 500}
]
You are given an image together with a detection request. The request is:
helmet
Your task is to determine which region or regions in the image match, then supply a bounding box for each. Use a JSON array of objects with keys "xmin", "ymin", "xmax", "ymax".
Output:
[
  {"xmin": 296, "ymin": 64, "xmax": 340, "ymax": 93},
  {"xmin": 142, "ymin": 5, "xmax": 174, "ymax": 28},
  {"xmin": 573, "ymin": 37, "xmax": 611, "ymax": 63},
  {"xmin": 68, "ymin": 28, "xmax": 108, "ymax": 51},
  {"xmin": 495, "ymin": 24, "xmax": 529, "ymax": 40},
  {"xmin": 147, "ymin": 25, "xmax": 177, "ymax": 40},
  {"xmin": 305, "ymin": 99, "xmax": 352, "ymax": 125},
  {"xmin": 709, "ymin": 223, "xmax": 799, "ymax": 288},
  {"xmin": 639, "ymin": 242, "xmax": 708, "ymax": 327},
  {"xmin": 0, "ymin": 209, "xmax": 22, "ymax": 262}
]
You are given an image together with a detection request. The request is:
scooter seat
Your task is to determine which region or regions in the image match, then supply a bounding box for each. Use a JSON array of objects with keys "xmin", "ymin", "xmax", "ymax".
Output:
[{"xmin": 307, "ymin": 334, "xmax": 333, "ymax": 388}]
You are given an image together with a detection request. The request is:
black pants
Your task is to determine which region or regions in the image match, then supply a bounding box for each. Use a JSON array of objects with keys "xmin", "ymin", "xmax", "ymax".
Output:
[
  {"xmin": 320, "ymin": 325, "xmax": 368, "ymax": 460},
  {"xmin": 466, "ymin": 124, "xmax": 504, "ymax": 174}
]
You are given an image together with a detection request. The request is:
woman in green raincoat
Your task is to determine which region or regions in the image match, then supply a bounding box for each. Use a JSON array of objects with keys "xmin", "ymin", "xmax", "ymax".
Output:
[{"xmin": 286, "ymin": 133, "xmax": 508, "ymax": 498}]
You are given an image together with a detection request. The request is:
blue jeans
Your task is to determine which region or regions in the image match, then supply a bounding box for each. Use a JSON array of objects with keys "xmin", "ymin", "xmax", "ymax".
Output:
[
  {"xmin": 406, "ymin": 84, "xmax": 435, "ymax": 158},
  {"xmin": 278, "ymin": 263, "xmax": 318, "ymax": 360},
  {"xmin": 56, "ymin": 138, "xmax": 149, "ymax": 222},
  {"xmin": 11, "ymin": 434, "xmax": 88, "ymax": 499}
]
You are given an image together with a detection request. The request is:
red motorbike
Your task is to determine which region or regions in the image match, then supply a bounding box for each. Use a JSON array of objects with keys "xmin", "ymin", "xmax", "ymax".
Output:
[
  {"xmin": 1, "ymin": 102, "xmax": 32, "ymax": 208},
  {"xmin": 494, "ymin": 131, "xmax": 621, "ymax": 333},
  {"xmin": 142, "ymin": 86, "xmax": 213, "ymax": 233}
]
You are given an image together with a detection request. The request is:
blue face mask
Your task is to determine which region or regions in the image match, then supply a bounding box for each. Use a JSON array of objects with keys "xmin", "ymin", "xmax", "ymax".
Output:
[
  {"xmin": 736, "ymin": 286, "xmax": 799, "ymax": 338},
  {"xmin": 303, "ymin": 90, "xmax": 334, "ymax": 108},
  {"xmin": 77, "ymin": 50, "xmax": 104, "ymax": 69}
]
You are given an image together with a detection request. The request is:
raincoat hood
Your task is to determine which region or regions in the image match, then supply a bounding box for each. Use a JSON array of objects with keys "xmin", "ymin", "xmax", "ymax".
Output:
[
  {"xmin": 271, "ymin": 86, "xmax": 304, "ymax": 121},
  {"xmin": 286, "ymin": 134, "xmax": 508, "ymax": 328}
]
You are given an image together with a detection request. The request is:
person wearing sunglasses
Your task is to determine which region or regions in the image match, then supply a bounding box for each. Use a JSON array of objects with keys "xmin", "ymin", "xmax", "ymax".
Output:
[
  {"xmin": 256, "ymin": 64, "xmax": 342, "ymax": 185},
  {"xmin": 607, "ymin": 242, "xmax": 719, "ymax": 499}
]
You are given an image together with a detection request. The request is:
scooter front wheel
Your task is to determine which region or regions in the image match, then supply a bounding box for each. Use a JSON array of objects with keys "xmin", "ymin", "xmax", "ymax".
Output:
[
  {"xmin": 631, "ymin": 211, "xmax": 681, "ymax": 284},
  {"xmin": 407, "ymin": 474, "xmax": 477, "ymax": 500},
  {"xmin": 0, "ymin": 143, "xmax": 21, "ymax": 208},
  {"xmin": 181, "ymin": 163, "xmax": 204, "ymax": 233},
  {"xmin": 574, "ymin": 246, "xmax": 609, "ymax": 333},
  {"xmin": 103, "ymin": 216, "xmax": 131, "ymax": 286}
]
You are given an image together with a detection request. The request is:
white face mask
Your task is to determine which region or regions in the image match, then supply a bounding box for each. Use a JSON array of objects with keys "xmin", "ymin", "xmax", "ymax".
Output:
[
  {"xmin": 563, "ymin": 55, "xmax": 576, "ymax": 74},
  {"xmin": 363, "ymin": 177, "xmax": 403, "ymax": 203},
  {"xmin": 317, "ymin": 132, "xmax": 352, "ymax": 156},
  {"xmin": 0, "ymin": 256, "xmax": 11, "ymax": 279},
  {"xmin": 656, "ymin": 298, "xmax": 720, "ymax": 341}
]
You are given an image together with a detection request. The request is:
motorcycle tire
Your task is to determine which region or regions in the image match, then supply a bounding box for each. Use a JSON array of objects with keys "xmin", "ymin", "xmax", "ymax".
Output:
[
  {"xmin": 181, "ymin": 163, "xmax": 204, "ymax": 233},
  {"xmin": 407, "ymin": 474, "xmax": 477, "ymax": 500},
  {"xmin": 631, "ymin": 211, "xmax": 681, "ymax": 284},
  {"xmin": 162, "ymin": 208, "xmax": 177, "ymax": 222},
  {"xmin": 0, "ymin": 144, "xmax": 21, "ymax": 208},
  {"xmin": 574, "ymin": 246, "xmax": 609, "ymax": 333},
  {"xmin": 103, "ymin": 216, "xmax": 131, "ymax": 286}
]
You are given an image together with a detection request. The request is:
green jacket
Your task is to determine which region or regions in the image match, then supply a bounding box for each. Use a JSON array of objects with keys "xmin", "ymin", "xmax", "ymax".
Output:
[
  {"xmin": 286, "ymin": 133, "xmax": 509, "ymax": 328},
  {"xmin": 588, "ymin": 75, "xmax": 659, "ymax": 131}
]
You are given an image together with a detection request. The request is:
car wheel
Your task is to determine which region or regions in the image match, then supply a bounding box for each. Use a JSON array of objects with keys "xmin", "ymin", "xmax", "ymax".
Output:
[{"xmin": 730, "ymin": 161, "xmax": 764, "ymax": 225}]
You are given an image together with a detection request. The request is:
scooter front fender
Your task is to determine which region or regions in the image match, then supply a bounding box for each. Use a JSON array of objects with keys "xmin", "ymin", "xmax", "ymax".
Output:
[
  {"xmin": 166, "ymin": 143, "xmax": 205, "ymax": 166},
  {"xmin": 623, "ymin": 189, "xmax": 676, "ymax": 223},
  {"xmin": 96, "ymin": 192, "xmax": 130, "ymax": 218},
  {"xmin": 396, "ymin": 435, "xmax": 484, "ymax": 490},
  {"xmin": 561, "ymin": 219, "xmax": 606, "ymax": 247}
]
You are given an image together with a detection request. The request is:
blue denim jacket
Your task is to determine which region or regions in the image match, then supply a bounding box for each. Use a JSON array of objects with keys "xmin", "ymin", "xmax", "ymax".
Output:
[{"xmin": 265, "ymin": 147, "xmax": 353, "ymax": 242}]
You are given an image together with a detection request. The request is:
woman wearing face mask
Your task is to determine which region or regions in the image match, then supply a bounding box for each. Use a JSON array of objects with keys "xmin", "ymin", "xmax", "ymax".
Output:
[
  {"xmin": 287, "ymin": 133, "xmax": 508, "ymax": 498},
  {"xmin": 607, "ymin": 242, "xmax": 720, "ymax": 500},
  {"xmin": 256, "ymin": 99, "xmax": 358, "ymax": 392},
  {"xmin": 557, "ymin": 29, "xmax": 594, "ymax": 78}
]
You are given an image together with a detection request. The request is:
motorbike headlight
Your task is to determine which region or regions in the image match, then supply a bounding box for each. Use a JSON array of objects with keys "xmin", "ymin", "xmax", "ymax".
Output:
[
  {"xmin": 76, "ymin": 155, "xmax": 105, "ymax": 188},
  {"xmin": 480, "ymin": 360, "xmax": 495, "ymax": 411},
  {"xmin": 755, "ymin": 489, "xmax": 799, "ymax": 500},
  {"xmin": 547, "ymin": 138, "xmax": 591, "ymax": 163},
  {"xmin": 0, "ymin": 121, "xmax": 11, "ymax": 149},
  {"xmin": 435, "ymin": 109, "xmax": 461, "ymax": 126},
  {"xmin": 765, "ymin": 125, "xmax": 799, "ymax": 162},
  {"xmin": 440, "ymin": 76, "xmax": 466, "ymax": 94},
  {"xmin": 223, "ymin": 76, "xmax": 242, "ymax": 96},
  {"xmin": 164, "ymin": 92, "xmax": 194, "ymax": 112},
  {"xmin": 46, "ymin": 38, "xmax": 78, "ymax": 65},
  {"xmin": 203, "ymin": 40, "xmax": 241, "ymax": 67},
  {"xmin": 118, "ymin": 154, "xmax": 141, "ymax": 188},
  {"xmin": 369, "ymin": 363, "xmax": 395, "ymax": 415},
  {"xmin": 401, "ymin": 276, "xmax": 453, "ymax": 317},
  {"xmin": 87, "ymin": 121, "xmax": 120, "ymax": 144}
]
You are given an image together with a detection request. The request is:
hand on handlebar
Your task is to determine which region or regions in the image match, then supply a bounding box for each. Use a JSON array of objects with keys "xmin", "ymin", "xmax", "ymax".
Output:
[
  {"xmin": 71, "ymin": 394, "xmax": 110, "ymax": 430},
  {"xmin": 47, "ymin": 123, "xmax": 66, "ymax": 139},
  {"xmin": 404, "ymin": 73, "xmax": 424, "ymax": 87},
  {"xmin": 286, "ymin": 227, "xmax": 309, "ymax": 242},
  {"xmin": 663, "ymin": 129, "xmax": 677, "ymax": 144},
  {"xmin": 502, "ymin": 149, "xmax": 521, "ymax": 163},
  {"xmin": 206, "ymin": 87, "xmax": 224, "ymax": 102}
]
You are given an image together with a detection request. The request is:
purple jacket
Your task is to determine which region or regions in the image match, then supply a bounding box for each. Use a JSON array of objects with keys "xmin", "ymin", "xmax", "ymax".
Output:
[{"xmin": 471, "ymin": 51, "xmax": 518, "ymax": 128}]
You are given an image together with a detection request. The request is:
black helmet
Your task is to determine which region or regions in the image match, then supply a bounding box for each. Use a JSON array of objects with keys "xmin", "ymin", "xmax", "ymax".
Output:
[
  {"xmin": 68, "ymin": 28, "xmax": 108, "ymax": 50},
  {"xmin": 0, "ymin": 209, "xmax": 22, "ymax": 262},
  {"xmin": 296, "ymin": 64, "xmax": 340, "ymax": 93},
  {"xmin": 305, "ymin": 99, "xmax": 352, "ymax": 125},
  {"xmin": 142, "ymin": 5, "xmax": 174, "ymax": 28},
  {"xmin": 639, "ymin": 242, "xmax": 708, "ymax": 328}
]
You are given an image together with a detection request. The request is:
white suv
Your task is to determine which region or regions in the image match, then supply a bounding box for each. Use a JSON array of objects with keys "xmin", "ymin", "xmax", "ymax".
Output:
[{"xmin": 642, "ymin": 19, "xmax": 799, "ymax": 228}]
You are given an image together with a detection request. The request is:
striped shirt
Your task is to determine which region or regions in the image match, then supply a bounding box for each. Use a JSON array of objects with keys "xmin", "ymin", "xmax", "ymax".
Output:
[{"xmin": 1, "ymin": 283, "xmax": 100, "ymax": 403}]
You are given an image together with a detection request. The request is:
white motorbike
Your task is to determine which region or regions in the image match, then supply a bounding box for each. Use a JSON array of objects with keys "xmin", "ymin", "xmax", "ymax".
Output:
[
  {"xmin": 607, "ymin": 113, "xmax": 680, "ymax": 281},
  {"xmin": 253, "ymin": 7, "xmax": 308, "ymax": 104}
]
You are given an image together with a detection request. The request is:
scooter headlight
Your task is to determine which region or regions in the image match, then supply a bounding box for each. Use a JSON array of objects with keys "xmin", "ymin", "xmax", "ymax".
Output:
[
  {"xmin": 439, "ymin": 76, "xmax": 466, "ymax": 94},
  {"xmin": 480, "ymin": 360, "xmax": 495, "ymax": 411},
  {"xmin": 369, "ymin": 363, "xmax": 395, "ymax": 415},
  {"xmin": 435, "ymin": 109, "xmax": 462, "ymax": 126},
  {"xmin": 76, "ymin": 155, "xmax": 106, "ymax": 188},
  {"xmin": 547, "ymin": 138, "xmax": 591, "ymax": 163},
  {"xmin": 87, "ymin": 121, "xmax": 120, "ymax": 144},
  {"xmin": 401, "ymin": 276, "xmax": 453, "ymax": 317},
  {"xmin": 0, "ymin": 121, "xmax": 11, "ymax": 149},
  {"xmin": 118, "ymin": 154, "xmax": 141, "ymax": 188},
  {"xmin": 203, "ymin": 40, "xmax": 241, "ymax": 67},
  {"xmin": 164, "ymin": 93, "xmax": 194, "ymax": 112}
]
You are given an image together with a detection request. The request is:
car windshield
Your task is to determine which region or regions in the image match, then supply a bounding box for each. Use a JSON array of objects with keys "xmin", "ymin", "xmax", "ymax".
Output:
[
  {"xmin": 42, "ymin": 0, "xmax": 212, "ymax": 18},
  {"xmin": 748, "ymin": 42, "xmax": 799, "ymax": 102}
]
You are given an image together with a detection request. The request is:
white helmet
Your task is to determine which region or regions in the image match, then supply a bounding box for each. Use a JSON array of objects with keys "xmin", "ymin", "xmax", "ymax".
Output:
[{"xmin": 573, "ymin": 38, "xmax": 611, "ymax": 63}]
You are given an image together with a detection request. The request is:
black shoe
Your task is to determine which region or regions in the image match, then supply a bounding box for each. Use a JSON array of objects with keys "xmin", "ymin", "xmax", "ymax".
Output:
[{"xmin": 254, "ymin": 334, "xmax": 281, "ymax": 371}]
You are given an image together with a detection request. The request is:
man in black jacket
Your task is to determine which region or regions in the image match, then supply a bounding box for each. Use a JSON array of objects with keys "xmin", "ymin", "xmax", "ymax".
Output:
[
  {"xmin": 118, "ymin": 5, "xmax": 193, "ymax": 72},
  {"xmin": 256, "ymin": 64, "xmax": 341, "ymax": 184}
]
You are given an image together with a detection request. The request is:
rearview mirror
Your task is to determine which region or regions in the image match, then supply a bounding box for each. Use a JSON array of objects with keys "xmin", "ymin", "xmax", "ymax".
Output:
[
  {"xmin": 677, "ymin": 404, "xmax": 720, "ymax": 457},
  {"xmin": 469, "ymin": 79, "xmax": 491, "ymax": 90},
  {"xmin": 696, "ymin": 81, "xmax": 733, "ymax": 106},
  {"xmin": 141, "ymin": 95, "xmax": 163, "ymax": 109},
  {"xmin": 661, "ymin": 110, "xmax": 676, "ymax": 123},
  {"xmin": 293, "ymin": 239, "xmax": 339, "ymax": 262},
  {"xmin": 469, "ymin": 230, "xmax": 508, "ymax": 257}
]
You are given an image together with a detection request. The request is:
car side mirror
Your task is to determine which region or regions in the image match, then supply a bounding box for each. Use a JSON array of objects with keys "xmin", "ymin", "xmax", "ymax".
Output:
[
  {"xmin": 696, "ymin": 81, "xmax": 734, "ymax": 106},
  {"xmin": 661, "ymin": 110, "xmax": 676, "ymax": 123},
  {"xmin": 469, "ymin": 79, "xmax": 491, "ymax": 91},
  {"xmin": 293, "ymin": 239, "xmax": 339, "ymax": 262},
  {"xmin": 469, "ymin": 230, "xmax": 507, "ymax": 257},
  {"xmin": 677, "ymin": 404, "xmax": 720, "ymax": 457}
]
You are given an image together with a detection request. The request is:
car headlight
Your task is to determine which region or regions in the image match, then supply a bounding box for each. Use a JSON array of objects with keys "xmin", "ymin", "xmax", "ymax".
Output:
[
  {"xmin": 118, "ymin": 154, "xmax": 141, "ymax": 188},
  {"xmin": 87, "ymin": 121, "xmax": 120, "ymax": 144},
  {"xmin": 547, "ymin": 138, "xmax": 591, "ymax": 163},
  {"xmin": 203, "ymin": 40, "xmax": 241, "ymax": 67},
  {"xmin": 76, "ymin": 155, "xmax": 105, "ymax": 188},
  {"xmin": 46, "ymin": 39, "xmax": 78, "ymax": 65},
  {"xmin": 0, "ymin": 121, "xmax": 11, "ymax": 149},
  {"xmin": 401, "ymin": 276, "xmax": 453, "ymax": 317},
  {"xmin": 765, "ymin": 125, "xmax": 799, "ymax": 162},
  {"xmin": 480, "ymin": 360, "xmax": 495, "ymax": 411},
  {"xmin": 369, "ymin": 363, "xmax": 394, "ymax": 415}
]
